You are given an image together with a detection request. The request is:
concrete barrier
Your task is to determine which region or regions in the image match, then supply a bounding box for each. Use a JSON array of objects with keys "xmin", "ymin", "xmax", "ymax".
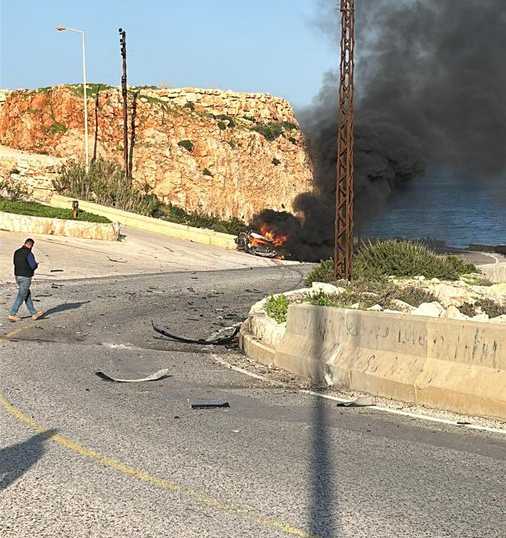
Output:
[
  {"xmin": 0, "ymin": 210, "xmax": 119, "ymax": 241},
  {"xmin": 241, "ymin": 302, "xmax": 506, "ymax": 420},
  {"xmin": 48, "ymin": 195, "xmax": 237, "ymax": 250}
]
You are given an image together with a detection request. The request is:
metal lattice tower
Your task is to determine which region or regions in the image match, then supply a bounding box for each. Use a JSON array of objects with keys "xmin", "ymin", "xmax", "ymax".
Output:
[{"xmin": 335, "ymin": 0, "xmax": 355, "ymax": 280}]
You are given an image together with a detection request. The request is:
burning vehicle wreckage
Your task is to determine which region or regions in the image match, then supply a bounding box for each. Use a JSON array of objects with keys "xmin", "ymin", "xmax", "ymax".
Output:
[{"xmin": 235, "ymin": 225, "xmax": 289, "ymax": 259}]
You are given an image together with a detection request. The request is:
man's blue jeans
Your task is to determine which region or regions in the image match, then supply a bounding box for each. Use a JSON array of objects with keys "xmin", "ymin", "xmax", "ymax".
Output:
[{"xmin": 10, "ymin": 276, "xmax": 36, "ymax": 316}]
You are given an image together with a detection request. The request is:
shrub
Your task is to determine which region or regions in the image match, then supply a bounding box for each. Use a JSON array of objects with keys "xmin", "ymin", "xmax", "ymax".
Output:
[
  {"xmin": 53, "ymin": 159, "xmax": 160, "ymax": 216},
  {"xmin": 203, "ymin": 168, "xmax": 213, "ymax": 177},
  {"xmin": 0, "ymin": 178, "xmax": 31, "ymax": 200},
  {"xmin": 458, "ymin": 302, "xmax": 477, "ymax": 317},
  {"xmin": 159, "ymin": 204, "xmax": 248, "ymax": 235},
  {"xmin": 252, "ymin": 122, "xmax": 283, "ymax": 141},
  {"xmin": 354, "ymin": 240, "xmax": 477, "ymax": 281},
  {"xmin": 288, "ymin": 136, "xmax": 297, "ymax": 144},
  {"xmin": 305, "ymin": 259, "xmax": 335, "ymax": 286},
  {"xmin": 475, "ymin": 298, "xmax": 506, "ymax": 318},
  {"xmin": 281, "ymin": 121, "xmax": 298, "ymax": 130},
  {"xmin": 47, "ymin": 122, "xmax": 67, "ymax": 135},
  {"xmin": 265, "ymin": 294, "xmax": 289, "ymax": 324},
  {"xmin": 178, "ymin": 139, "xmax": 194, "ymax": 152},
  {"xmin": 184, "ymin": 101, "xmax": 195, "ymax": 111},
  {"xmin": 272, "ymin": 158, "xmax": 281, "ymax": 166},
  {"xmin": 392, "ymin": 286, "xmax": 437, "ymax": 307},
  {"xmin": 213, "ymin": 114, "xmax": 236, "ymax": 128}
]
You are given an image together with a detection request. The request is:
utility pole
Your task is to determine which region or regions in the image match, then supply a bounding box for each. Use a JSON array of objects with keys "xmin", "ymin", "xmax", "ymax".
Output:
[
  {"xmin": 119, "ymin": 28, "xmax": 129, "ymax": 180},
  {"xmin": 335, "ymin": 0, "xmax": 355, "ymax": 280}
]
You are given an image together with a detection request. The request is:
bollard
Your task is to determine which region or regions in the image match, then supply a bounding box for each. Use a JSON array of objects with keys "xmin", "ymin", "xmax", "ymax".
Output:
[{"xmin": 72, "ymin": 200, "xmax": 79, "ymax": 220}]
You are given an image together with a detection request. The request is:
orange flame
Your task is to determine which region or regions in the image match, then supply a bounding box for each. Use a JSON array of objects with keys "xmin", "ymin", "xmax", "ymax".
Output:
[{"xmin": 259, "ymin": 224, "xmax": 288, "ymax": 247}]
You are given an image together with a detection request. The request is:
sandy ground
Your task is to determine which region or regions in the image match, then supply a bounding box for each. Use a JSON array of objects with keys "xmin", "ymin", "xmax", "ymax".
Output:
[{"xmin": 0, "ymin": 227, "xmax": 296, "ymax": 284}]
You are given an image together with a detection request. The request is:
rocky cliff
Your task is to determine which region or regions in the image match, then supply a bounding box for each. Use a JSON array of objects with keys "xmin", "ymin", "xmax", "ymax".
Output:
[{"xmin": 0, "ymin": 85, "xmax": 313, "ymax": 222}]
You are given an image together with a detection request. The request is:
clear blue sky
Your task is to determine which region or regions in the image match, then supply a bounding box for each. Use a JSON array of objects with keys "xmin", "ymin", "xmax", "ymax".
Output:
[{"xmin": 0, "ymin": 0, "xmax": 336, "ymax": 107}]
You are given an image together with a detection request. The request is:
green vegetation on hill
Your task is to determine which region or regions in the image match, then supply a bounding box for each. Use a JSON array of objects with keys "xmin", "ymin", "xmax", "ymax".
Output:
[
  {"xmin": 0, "ymin": 198, "xmax": 110, "ymax": 223},
  {"xmin": 251, "ymin": 121, "xmax": 299, "ymax": 142}
]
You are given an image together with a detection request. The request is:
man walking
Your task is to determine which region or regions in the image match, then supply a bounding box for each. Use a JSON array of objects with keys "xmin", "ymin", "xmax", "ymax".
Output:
[{"xmin": 8, "ymin": 238, "xmax": 44, "ymax": 322}]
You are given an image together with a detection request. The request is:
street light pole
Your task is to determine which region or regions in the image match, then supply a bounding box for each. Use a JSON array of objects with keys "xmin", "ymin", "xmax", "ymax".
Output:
[{"xmin": 56, "ymin": 26, "xmax": 89, "ymax": 173}]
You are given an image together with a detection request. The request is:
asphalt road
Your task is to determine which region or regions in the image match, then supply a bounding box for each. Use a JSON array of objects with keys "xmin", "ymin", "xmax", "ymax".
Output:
[{"xmin": 0, "ymin": 266, "xmax": 505, "ymax": 538}]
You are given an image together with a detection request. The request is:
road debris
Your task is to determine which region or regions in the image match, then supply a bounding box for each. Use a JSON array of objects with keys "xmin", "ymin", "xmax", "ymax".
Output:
[
  {"xmin": 152, "ymin": 321, "xmax": 241, "ymax": 345},
  {"xmin": 50, "ymin": 269, "xmax": 64, "ymax": 273},
  {"xmin": 336, "ymin": 397, "xmax": 374, "ymax": 408},
  {"xmin": 190, "ymin": 399, "xmax": 230, "ymax": 409},
  {"xmin": 95, "ymin": 368, "xmax": 171, "ymax": 383}
]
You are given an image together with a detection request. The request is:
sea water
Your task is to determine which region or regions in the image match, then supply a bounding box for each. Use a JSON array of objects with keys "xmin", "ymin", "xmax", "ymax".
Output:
[{"xmin": 360, "ymin": 174, "xmax": 506, "ymax": 248}]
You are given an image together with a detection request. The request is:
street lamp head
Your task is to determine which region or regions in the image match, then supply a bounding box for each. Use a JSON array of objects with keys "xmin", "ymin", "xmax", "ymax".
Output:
[{"xmin": 56, "ymin": 26, "xmax": 67, "ymax": 32}]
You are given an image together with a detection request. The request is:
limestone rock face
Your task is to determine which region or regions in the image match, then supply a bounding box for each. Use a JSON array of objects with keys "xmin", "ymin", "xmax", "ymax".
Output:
[
  {"xmin": 0, "ymin": 145, "xmax": 62, "ymax": 201},
  {"xmin": 0, "ymin": 86, "xmax": 313, "ymax": 222}
]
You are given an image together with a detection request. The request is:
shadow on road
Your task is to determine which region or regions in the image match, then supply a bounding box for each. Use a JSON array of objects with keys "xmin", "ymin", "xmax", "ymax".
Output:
[
  {"xmin": 43, "ymin": 301, "xmax": 90, "ymax": 318},
  {"xmin": 309, "ymin": 307, "xmax": 340, "ymax": 537},
  {"xmin": 0, "ymin": 429, "xmax": 57, "ymax": 491}
]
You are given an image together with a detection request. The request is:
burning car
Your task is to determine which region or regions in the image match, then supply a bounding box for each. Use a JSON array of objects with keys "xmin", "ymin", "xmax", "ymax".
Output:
[{"xmin": 236, "ymin": 225, "xmax": 288, "ymax": 258}]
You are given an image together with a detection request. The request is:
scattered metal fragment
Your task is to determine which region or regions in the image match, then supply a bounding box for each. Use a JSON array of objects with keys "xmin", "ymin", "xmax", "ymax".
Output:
[
  {"xmin": 190, "ymin": 399, "xmax": 230, "ymax": 409},
  {"xmin": 50, "ymin": 269, "xmax": 64, "ymax": 273},
  {"xmin": 95, "ymin": 368, "xmax": 171, "ymax": 383},
  {"xmin": 107, "ymin": 257, "xmax": 128, "ymax": 263},
  {"xmin": 152, "ymin": 322, "xmax": 241, "ymax": 345},
  {"xmin": 336, "ymin": 397, "xmax": 374, "ymax": 408}
]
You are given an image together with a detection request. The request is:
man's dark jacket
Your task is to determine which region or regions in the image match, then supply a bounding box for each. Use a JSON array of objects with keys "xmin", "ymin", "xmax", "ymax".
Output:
[{"xmin": 14, "ymin": 247, "xmax": 38, "ymax": 277}]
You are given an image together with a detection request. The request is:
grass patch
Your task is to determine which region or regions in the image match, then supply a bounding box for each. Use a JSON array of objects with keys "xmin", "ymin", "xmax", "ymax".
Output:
[
  {"xmin": 265, "ymin": 294, "xmax": 289, "ymax": 324},
  {"xmin": 0, "ymin": 197, "xmax": 110, "ymax": 223}
]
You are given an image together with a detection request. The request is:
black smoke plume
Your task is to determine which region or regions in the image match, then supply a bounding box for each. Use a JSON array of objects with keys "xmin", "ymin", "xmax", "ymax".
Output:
[{"xmin": 254, "ymin": 0, "xmax": 506, "ymax": 261}]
